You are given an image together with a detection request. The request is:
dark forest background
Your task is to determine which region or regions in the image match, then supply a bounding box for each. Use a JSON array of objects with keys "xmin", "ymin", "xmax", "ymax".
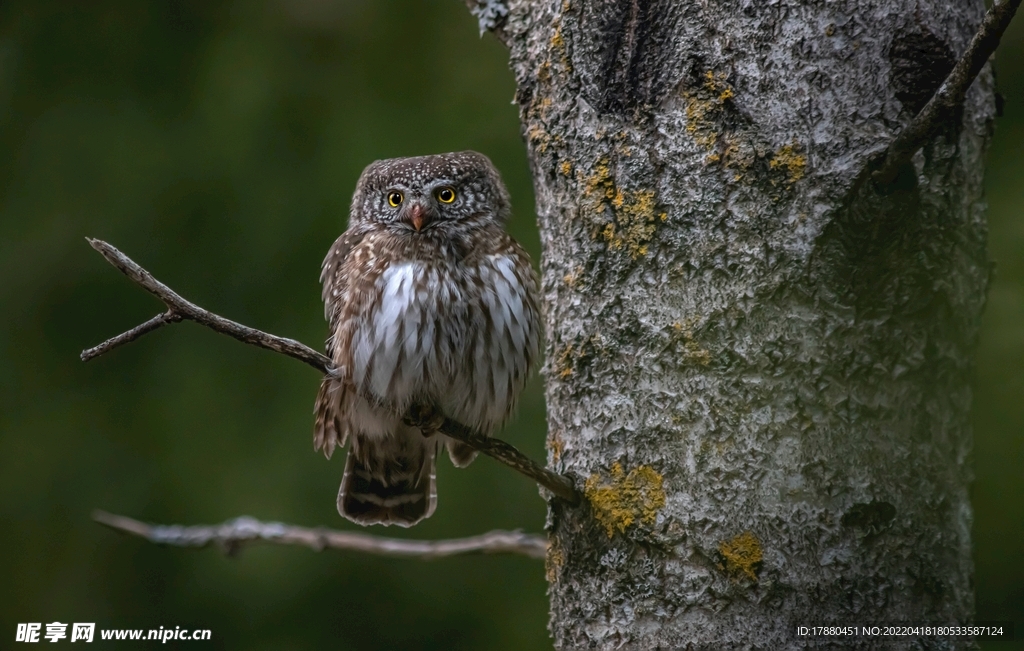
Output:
[{"xmin": 0, "ymin": 2, "xmax": 1021, "ymax": 649}]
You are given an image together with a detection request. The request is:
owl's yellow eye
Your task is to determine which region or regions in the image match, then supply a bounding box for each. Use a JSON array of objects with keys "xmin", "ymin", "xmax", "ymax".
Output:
[
  {"xmin": 387, "ymin": 191, "xmax": 403, "ymax": 207},
  {"xmin": 436, "ymin": 187, "xmax": 456, "ymax": 204}
]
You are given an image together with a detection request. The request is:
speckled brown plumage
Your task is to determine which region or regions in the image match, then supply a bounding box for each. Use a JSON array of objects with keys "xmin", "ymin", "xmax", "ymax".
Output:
[{"xmin": 313, "ymin": 151, "xmax": 540, "ymax": 527}]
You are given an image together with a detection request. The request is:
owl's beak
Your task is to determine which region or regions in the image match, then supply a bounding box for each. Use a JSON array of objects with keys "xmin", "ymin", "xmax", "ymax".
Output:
[{"xmin": 407, "ymin": 202, "xmax": 431, "ymax": 232}]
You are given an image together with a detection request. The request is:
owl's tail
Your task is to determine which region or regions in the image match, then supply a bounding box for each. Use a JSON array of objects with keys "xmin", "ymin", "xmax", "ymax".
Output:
[{"xmin": 339, "ymin": 430, "xmax": 437, "ymax": 527}]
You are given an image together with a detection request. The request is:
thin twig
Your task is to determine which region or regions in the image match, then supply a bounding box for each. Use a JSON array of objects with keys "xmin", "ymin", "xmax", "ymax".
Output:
[
  {"xmin": 82, "ymin": 238, "xmax": 581, "ymax": 505},
  {"xmin": 81, "ymin": 311, "xmax": 182, "ymax": 361},
  {"xmin": 93, "ymin": 510, "xmax": 547, "ymax": 559},
  {"xmin": 82, "ymin": 238, "xmax": 331, "ymax": 373},
  {"xmin": 873, "ymin": 0, "xmax": 1021, "ymax": 185}
]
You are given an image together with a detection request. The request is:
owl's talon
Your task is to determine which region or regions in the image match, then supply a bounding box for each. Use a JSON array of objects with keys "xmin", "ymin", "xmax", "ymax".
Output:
[{"xmin": 404, "ymin": 404, "xmax": 445, "ymax": 436}]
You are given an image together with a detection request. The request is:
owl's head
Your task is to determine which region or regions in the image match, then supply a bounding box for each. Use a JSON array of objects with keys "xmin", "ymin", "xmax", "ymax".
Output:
[{"xmin": 350, "ymin": 151, "xmax": 512, "ymax": 233}]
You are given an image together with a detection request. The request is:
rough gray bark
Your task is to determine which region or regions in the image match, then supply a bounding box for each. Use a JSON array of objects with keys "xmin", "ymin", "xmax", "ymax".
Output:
[{"xmin": 495, "ymin": 0, "xmax": 994, "ymax": 648}]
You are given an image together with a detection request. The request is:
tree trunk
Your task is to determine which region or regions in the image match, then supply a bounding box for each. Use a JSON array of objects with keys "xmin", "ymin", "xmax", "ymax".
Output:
[{"xmin": 495, "ymin": 0, "xmax": 994, "ymax": 648}]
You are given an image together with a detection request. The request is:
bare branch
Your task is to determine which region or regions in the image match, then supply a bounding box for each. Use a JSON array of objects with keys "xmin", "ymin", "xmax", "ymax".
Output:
[
  {"xmin": 93, "ymin": 510, "xmax": 547, "ymax": 560},
  {"xmin": 81, "ymin": 310, "xmax": 182, "ymax": 361},
  {"xmin": 873, "ymin": 0, "xmax": 1021, "ymax": 185},
  {"xmin": 405, "ymin": 405, "xmax": 581, "ymax": 504},
  {"xmin": 83, "ymin": 238, "xmax": 332, "ymax": 373},
  {"xmin": 82, "ymin": 238, "xmax": 582, "ymax": 505}
]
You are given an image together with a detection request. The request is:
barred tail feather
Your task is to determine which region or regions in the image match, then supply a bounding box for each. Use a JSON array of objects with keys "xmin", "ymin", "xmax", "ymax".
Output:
[
  {"xmin": 339, "ymin": 431, "xmax": 437, "ymax": 527},
  {"xmin": 313, "ymin": 378, "xmax": 347, "ymax": 459}
]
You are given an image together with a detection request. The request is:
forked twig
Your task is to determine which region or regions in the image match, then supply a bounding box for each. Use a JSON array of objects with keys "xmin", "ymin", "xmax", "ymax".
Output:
[
  {"xmin": 80, "ymin": 238, "xmax": 331, "ymax": 371},
  {"xmin": 872, "ymin": 0, "xmax": 1021, "ymax": 185},
  {"xmin": 82, "ymin": 238, "xmax": 581, "ymax": 505},
  {"xmin": 93, "ymin": 510, "xmax": 547, "ymax": 559}
]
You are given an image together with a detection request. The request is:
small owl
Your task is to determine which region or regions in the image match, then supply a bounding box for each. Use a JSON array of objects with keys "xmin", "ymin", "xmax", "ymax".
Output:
[{"xmin": 313, "ymin": 151, "xmax": 541, "ymax": 527}]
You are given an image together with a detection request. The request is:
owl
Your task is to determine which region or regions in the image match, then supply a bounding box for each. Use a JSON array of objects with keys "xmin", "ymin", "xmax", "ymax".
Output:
[{"xmin": 313, "ymin": 151, "xmax": 541, "ymax": 527}]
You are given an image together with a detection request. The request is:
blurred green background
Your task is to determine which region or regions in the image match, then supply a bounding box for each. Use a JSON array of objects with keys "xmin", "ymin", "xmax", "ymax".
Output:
[{"xmin": 0, "ymin": 2, "xmax": 1020, "ymax": 649}]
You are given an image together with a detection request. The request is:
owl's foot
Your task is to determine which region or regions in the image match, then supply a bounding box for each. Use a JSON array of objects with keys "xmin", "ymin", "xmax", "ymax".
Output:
[{"xmin": 405, "ymin": 403, "xmax": 446, "ymax": 437}]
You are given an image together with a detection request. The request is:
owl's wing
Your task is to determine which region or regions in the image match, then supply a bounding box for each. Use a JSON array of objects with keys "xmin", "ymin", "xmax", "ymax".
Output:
[
  {"xmin": 321, "ymin": 229, "xmax": 365, "ymax": 335},
  {"xmin": 316, "ymin": 229, "xmax": 365, "ymax": 459},
  {"xmin": 315, "ymin": 229, "xmax": 383, "ymax": 459}
]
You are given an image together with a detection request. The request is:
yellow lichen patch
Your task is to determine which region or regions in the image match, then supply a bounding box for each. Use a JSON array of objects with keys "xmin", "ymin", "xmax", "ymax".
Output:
[
  {"xmin": 555, "ymin": 343, "xmax": 577, "ymax": 378},
  {"xmin": 548, "ymin": 433, "xmax": 564, "ymax": 463},
  {"xmin": 547, "ymin": 24, "xmax": 571, "ymax": 72},
  {"xmin": 719, "ymin": 531, "xmax": 763, "ymax": 581},
  {"xmin": 684, "ymin": 96, "xmax": 719, "ymax": 149},
  {"xmin": 720, "ymin": 136, "xmax": 757, "ymax": 172},
  {"xmin": 599, "ymin": 189, "xmax": 659, "ymax": 259},
  {"xmin": 527, "ymin": 123, "xmax": 551, "ymax": 153},
  {"xmin": 550, "ymin": 25, "xmax": 564, "ymax": 50},
  {"xmin": 545, "ymin": 537, "xmax": 563, "ymax": 583},
  {"xmin": 769, "ymin": 142, "xmax": 807, "ymax": 184},
  {"xmin": 703, "ymin": 70, "xmax": 725, "ymax": 92},
  {"xmin": 559, "ymin": 160, "xmax": 573, "ymax": 176},
  {"xmin": 553, "ymin": 334, "xmax": 602, "ymax": 378},
  {"xmin": 683, "ymin": 71, "xmax": 735, "ymax": 150},
  {"xmin": 582, "ymin": 157, "xmax": 616, "ymax": 213},
  {"xmin": 582, "ymin": 159, "xmax": 661, "ymax": 258},
  {"xmin": 537, "ymin": 60, "xmax": 552, "ymax": 83},
  {"xmin": 671, "ymin": 320, "xmax": 711, "ymax": 366},
  {"xmin": 600, "ymin": 223, "xmax": 620, "ymax": 249},
  {"xmin": 585, "ymin": 463, "xmax": 667, "ymax": 538},
  {"xmin": 562, "ymin": 265, "xmax": 583, "ymax": 288}
]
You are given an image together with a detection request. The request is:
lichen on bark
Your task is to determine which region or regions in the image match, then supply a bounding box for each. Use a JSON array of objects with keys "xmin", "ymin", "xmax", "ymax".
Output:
[
  {"xmin": 718, "ymin": 531, "xmax": 764, "ymax": 582},
  {"xmin": 584, "ymin": 463, "xmax": 666, "ymax": 537},
  {"xmin": 498, "ymin": 0, "xmax": 995, "ymax": 648}
]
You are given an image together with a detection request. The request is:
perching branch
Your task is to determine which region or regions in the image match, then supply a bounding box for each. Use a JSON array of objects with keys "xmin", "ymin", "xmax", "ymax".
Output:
[
  {"xmin": 82, "ymin": 238, "xmax": 581, "ymax": 505},
  {"xmin": 93, "ymin": 510, "xmax": 547, "ymax": 560},
  {"xmin": 872, "ymin": 0, "xmax": 1021, "ymax": 185},
  {"xmin": 404, "ymin": 404, "xmax": 580, "ymax": 503}
]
